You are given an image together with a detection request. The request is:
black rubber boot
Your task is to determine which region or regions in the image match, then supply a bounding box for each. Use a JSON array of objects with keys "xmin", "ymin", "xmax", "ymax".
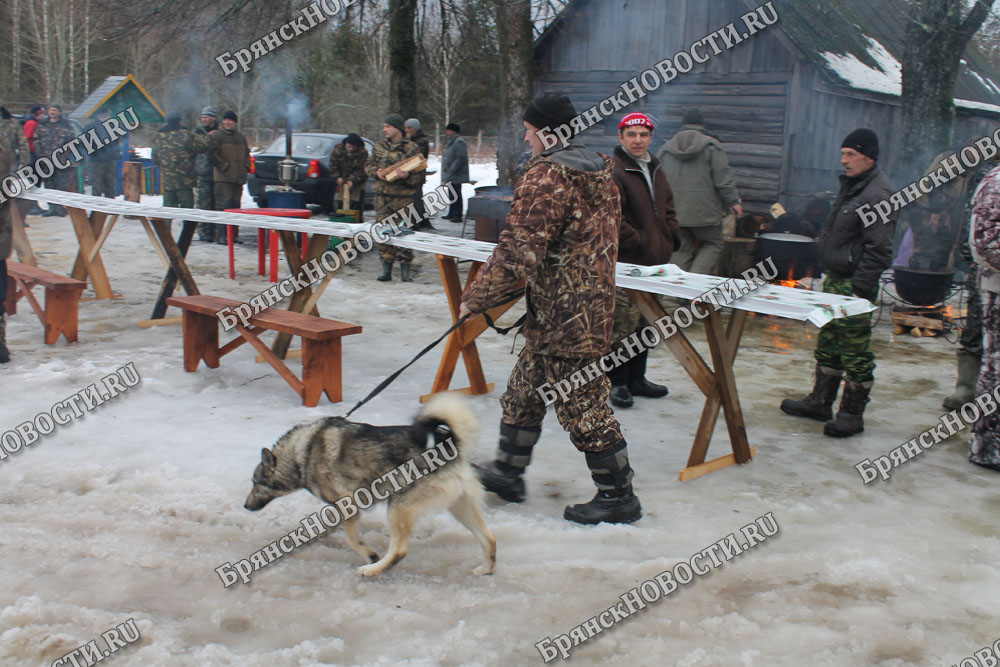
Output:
[
  {"xmin": 474, "ymin": 424, "xmax": 540, "ymax": 503},
  {"xmin": 623, "ymin": 350, "xmax": 669, "ymax": 398},
  {"xmin": 377, "ymin": 262, "xmax": 393, "ymax": 282},
  {"xmin": 400, "ymin": 263, "xmax": 413, "ymax": 282},
  {"xmin": 0, "ymin": 314, "xmax": 9, "ymax": 364},
  {"xmin": 564, "ymin": 442, "xmax": 641, "ymax": 525},
  {"xmin": 609, "ymin": 385, "xmax": 633, "ymax": 408},
  {"xmin": 824, "ymin": 380, "xmax": 873, "ymax": 438},
  {"xmin": 781, "ymin": 365, "xmax": 843, "ymax": 422},
  {"xmin": 943, "ymin": 350, "xmax": 981, "ymax": 410},
  {"xmin": 198, "ymin": 223, "xmax": 216, "ymax": 243}
]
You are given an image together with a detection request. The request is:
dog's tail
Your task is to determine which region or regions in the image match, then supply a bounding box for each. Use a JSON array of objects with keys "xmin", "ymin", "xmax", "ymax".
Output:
[{"xmin": 415, "ymin": 394, "xmax": 479, "ymax": 455}]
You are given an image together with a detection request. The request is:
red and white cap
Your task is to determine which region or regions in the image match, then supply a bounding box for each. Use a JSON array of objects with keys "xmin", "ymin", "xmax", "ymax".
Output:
[{"xmin": 618, "ymin": 112, "xmax": 655, "ymax": 131}]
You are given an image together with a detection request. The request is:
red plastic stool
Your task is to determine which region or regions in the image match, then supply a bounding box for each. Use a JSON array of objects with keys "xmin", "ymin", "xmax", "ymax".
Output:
[{"xmin": 223, "ymin": 208, "xmax": 312, "ymax": 281}]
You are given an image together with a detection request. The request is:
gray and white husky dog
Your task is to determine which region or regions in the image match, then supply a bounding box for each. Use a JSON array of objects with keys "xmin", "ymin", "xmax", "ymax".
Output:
[{"xmin": 244, "ymin": 394, "xmax": 495, "ymax": 577}]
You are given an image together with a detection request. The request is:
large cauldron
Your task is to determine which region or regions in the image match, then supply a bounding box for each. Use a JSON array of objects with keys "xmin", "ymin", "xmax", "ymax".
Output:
[
  {"xmin": 467, "ymin": 185, "xmax": 514, "ymax": 242},
  {"xmin": 893, "ymin": 267, "xmax": 955, "ymax": 306},
  {"xmin": 754, "ymin": 233, "xmax": 819, "ymax": 280}
]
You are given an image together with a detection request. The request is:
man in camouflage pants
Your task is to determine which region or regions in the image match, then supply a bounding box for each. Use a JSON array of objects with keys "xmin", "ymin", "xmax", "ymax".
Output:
[
  {"xmin": 0, "ymin": 107, "xmax": 31, "ymax": 362},
  {"xmin": 365, "ymin": 114, "xmax": 423, "ymax": 283},
  {"xmin": 782, "ymin": 129, "xmax": 896, "ymax": 437},
  {"xmin": 461, "ymin": 92, "xmax": 640, "ymax": 525},
  {"xmin": 194, "ymin": 107, "xmax": 219, "ymax": 241},
  {"xmin": 152, "ymin": 111, "xmax": 209, "ymax": 208}
]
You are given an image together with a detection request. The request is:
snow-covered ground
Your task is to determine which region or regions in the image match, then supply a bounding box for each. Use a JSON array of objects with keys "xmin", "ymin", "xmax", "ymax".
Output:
[{"xmin": 1, "ymin": 175, "xmax": 998, "ymax": 667}]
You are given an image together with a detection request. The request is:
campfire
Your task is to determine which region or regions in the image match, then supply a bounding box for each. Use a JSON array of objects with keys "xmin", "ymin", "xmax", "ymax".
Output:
[{"xmin": 891, "ymin": 303, "xmax": 962, "ymax": 338}]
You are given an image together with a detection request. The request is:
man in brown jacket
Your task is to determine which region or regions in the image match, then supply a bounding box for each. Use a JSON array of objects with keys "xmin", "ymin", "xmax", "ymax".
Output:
[
  {"xmin": 609, "ymin": 112, "xmax": 680, "ymax": 408},
  {"xmin": 210, "ymin": 110, "xmax": 250, "ymax": 244},
  {"xmin": 461, "ymin": 92, "xmax": 639, "ymax": 525}
]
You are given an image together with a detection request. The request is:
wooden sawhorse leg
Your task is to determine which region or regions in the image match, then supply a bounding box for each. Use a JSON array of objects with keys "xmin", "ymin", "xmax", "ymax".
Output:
[
  {"xmin": 627, "ymin": 290, "xmax": 755, "ymax": 481},
  {"xmin": 150, "ymin": 220, "xmax": 199, "ymax": 319},
  {"xmin": 421, "ymin": 256, "xmax": 522, "ymax": 402},
  {"xmin": 67, "ymin": 207, "xmax": 114, "ymax": 299},
  {"xmin": 272, "ymin": 231, "xmax": 331, "ymax": 359},
  {"xmin": 10, "ymin": 199, "xmax": 37, "ymax": 267}
]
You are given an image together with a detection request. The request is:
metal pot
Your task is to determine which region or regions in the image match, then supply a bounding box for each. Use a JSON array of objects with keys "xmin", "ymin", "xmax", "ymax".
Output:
[
  {"xmin": 754, "ymin": 233, "xmax": 819, "ymax": 280},
  {"xmin": 893, "ymin": 267, "xmax": 955, "ymax": 306}
]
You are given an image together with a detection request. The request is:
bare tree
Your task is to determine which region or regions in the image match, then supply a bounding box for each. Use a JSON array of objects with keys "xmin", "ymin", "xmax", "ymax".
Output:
[
  {"xmin": 388, "ymin": 0, "xmax": 418, "ymax": 116},
  {"xmin": 492, "ymin": 0, "xmax": 532, "ymax": 186}
]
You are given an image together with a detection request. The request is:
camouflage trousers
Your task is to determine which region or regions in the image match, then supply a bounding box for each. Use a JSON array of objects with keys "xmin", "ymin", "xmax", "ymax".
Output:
[
  {"xmin": 90, "ymin": 162, "xmax": 116, "ymax": 198},
  {"xmin": 960, "ymin": 264, "xmax": 984, "ymax": 357},
  {"xmin": 196, "ymin": 177, "xmax": 217, "ymax": 239},
  {"xmin": 162, "ymin": 189, "xmax": 193, "ymax": 209},
  {"xmin": 814, "ymin": 275, "xmax": 877, "ymax": 382},
  {"xmin": 500, "ymin": 349, "xmax": 624, "ymax": 453},
  {"xmin": 375, "ymin": 193, "xmax": 414, "ymax": 264}
]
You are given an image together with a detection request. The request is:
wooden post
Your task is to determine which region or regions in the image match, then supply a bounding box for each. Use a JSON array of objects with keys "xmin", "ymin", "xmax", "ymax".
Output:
[{"xmin": 122, "ymin": 161, "xmax": 142, "ymax": 219}]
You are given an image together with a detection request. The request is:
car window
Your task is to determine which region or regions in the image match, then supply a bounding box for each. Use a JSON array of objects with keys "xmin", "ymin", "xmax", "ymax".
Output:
[{"xmin": 265, "ymin": 135, "xmax": 337, "ymax": 156}]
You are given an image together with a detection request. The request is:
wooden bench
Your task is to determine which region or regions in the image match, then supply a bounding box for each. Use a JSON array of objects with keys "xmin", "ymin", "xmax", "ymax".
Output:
[
  {"xmin": 166, "ymin": 294, "xmax": 362, "ymax": 406},
  {"xmin": 4, "ymin": 261, "xmax": 87, "ymax": 344}
]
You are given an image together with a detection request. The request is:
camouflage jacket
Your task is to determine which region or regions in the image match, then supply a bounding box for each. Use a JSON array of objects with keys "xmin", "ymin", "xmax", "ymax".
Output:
[
  {"xmin": 210, "ymin": 127, "xmax": 251, "ymax": 184},
  {"xmin": 194, "ymin": 121, "xmax": 219, "ymax": 180},
  {"xmin": 34, "ymin": 118, "xmax": 79, "ymax": 167},
  {"xmin": 329, "ymin": 143, "xmax": 368, "ymax": 188},
  {"xmin": 153, "ymin": 128, "xmax": 210, "ymax": 191},
  {"xmin": 365, "ymin": 137, "xmax": 423, "ymax": 198},
  {"xmin": 0, "ymin": 116, "xmax": 31, "ymax": 260},
  {"xmin": 463, "ymin": 144, "xmax": 621, "ymax": 358}
]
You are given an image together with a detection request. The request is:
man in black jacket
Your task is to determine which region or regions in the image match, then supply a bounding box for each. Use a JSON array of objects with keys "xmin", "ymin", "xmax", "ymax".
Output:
[{"xmin": 781, "ymin": 129, "xmax": 895, "ymax": 437}]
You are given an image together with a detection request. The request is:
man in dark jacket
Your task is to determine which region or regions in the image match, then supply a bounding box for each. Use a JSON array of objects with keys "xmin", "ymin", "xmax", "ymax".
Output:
[
  {"xmin": 781, "ymin": 129, "xmax": 896, "ymax": 437},
  {"xmin": 87, "ymin": 107, "xmax": 122, "ymax": 198},
  {"xmin": 194, "ymin": 107, "xmax": 219, "ymax": 241},
  {"xmin": 462, "ymin": 93, "xmax": 638, "ymax": 525},
  {"xmin": 34, "ymin": 104, "xmax": 78, "ymax": 217},
  {"xmin": 441, "ymin": 122, "xmax": 469, "ymax": 222},
  {"xmin": 608, "ymin": 112, "xmax": 680, "ymax": 408},
  {"xmin": 330, "ymin": 133, "xmax": 368, "ymax": 212},
  {"xmin": 405, "ymin": 118, "xmax": 432, "ymax": 229},
  {"xmin": 210, "ymin": 110, "xmax": 250, "ymax": 244}
]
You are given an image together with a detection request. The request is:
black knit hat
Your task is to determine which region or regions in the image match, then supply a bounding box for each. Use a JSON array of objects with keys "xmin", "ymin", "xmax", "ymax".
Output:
[
  {"xmin": 223, "ymin": 110, "xmax": 238, "ymax": 122},
  {"xmin": 343, "ymin": 133, "xmax": 364, "ymax": 148},
  {"xmin": 682, "ymin": 107, "xmax": 704, "ymax": 125},
  {"xmin": 445, "ymin": 122, "xmax": 461, "ymax": 133},
  {"xmin": 523, "ymin": 92, "xmax": 577, "ymax": 130},
  {"xmin": 842, "ymin": 128, "xmax": 879, "ymax": 160},
  {"xmin": 383, "ymin": 114, "xmax": 405, "ymax": 133}
]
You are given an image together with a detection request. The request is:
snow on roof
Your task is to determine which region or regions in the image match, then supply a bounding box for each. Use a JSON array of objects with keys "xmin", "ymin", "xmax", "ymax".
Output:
[
  {"xmin": 820, "ymin": 35, "xmax": 901, "ymax": 96},
  {"xmin": 955, "ymin": 98, "xmax": 1000, "ymax": 115}
]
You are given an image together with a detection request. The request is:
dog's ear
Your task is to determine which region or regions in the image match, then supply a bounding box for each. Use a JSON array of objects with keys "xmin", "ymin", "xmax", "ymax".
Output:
[{"xmin": 261, "ymin": 448, "xmax": 276, "ymax": 467}]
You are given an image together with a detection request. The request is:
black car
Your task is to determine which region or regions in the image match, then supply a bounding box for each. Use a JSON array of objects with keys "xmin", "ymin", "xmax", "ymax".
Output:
[{"xmin": 247, "ymin": 132, "xmax": 376, "ymax": 212}]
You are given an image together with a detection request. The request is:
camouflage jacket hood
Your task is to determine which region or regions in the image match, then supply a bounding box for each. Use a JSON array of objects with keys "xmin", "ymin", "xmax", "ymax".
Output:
[{"xmin": 463, "ymin": 144, "xmax": 621, "ymax": 357}]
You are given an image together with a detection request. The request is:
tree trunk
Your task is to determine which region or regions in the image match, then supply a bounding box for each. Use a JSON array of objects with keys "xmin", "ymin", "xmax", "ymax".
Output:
[
  {"xmin": 492, "ymin": 0, "xmax": 533, "ymax": 187},
  {"xmin": 388, "ymin": 0, "xmax": 418, "ymax": 117}
]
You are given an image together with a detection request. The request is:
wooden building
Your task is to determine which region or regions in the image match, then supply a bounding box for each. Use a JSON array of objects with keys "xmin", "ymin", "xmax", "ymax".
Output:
[{"xmin": 534, "ymin": 0, "xmax": 1000, "ymax": 214}]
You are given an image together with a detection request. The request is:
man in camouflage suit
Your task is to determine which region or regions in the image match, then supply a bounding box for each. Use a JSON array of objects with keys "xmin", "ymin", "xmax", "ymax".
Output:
[
  {"xmin": 782, "ymin": 129, "xmax": 896, "ymax": 437},
  {"xmin": 329, "ymin": 133, "xmax": 368, "ymax": 212},
  {"xmin": 365, "ymin": 114, "xmax": 424, "ymax": 282},
  {"xmin": 461, "ymin": 92, "xmax": 640, "ymax": 525},
  {"xmin": 194, "ymin": 107, "xmax": 219, "ymax": 241},
  {"xmin": 0, "ymin": 107, "xmax": 31, "ymax": 362},
  {"xmin": 152, "ymin": 111, "xmax": 209, "ymax": 208},
  {"xmin": 34, "ymin": 104, "xmax": 78, "ymax": 217}
]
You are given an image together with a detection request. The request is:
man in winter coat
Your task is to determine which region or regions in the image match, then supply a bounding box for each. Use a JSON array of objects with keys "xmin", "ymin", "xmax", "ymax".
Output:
[
  {"xmin": 194, "ymin": 107, "xmax": 219, "ymax": 241},
  {"xmin": 441, "ymin": 122, "xmax": 469, "ymax": 222},
  {"xmin": 87, "ymin": 107, "xmax": 122, "ymax": 198},
  {"xmin": 22, "ymin": 106, "xmax": 44, "ymax": 216},
  {"xmin": 365, "ymin": 114, "xmax": 424, "ymax": 283},
  {"xmin": 152, "ymin": 111, "xmax": 209, "ymax": 208},
  {"xmin": 34, "ymin": 104, "xmax": 78, "ymax": 217},
  {"xmin": 404, "ymin": 118, "xmax": 432, "ymax": 229},
  {"xmin": 0, "ymin": 108, "xmax": 31, "ymax": 362},
  {"xmin": 462, "ymin": 92, "xmax": 639, "ymax": 525},
  {"xmin": 781, "ymin": 129, "xmax": 895, "ymax": 437},
  {"xmin": 209, "ymin": 110, "xmax": 250, "ymax": 244},
  {"xmin": 657, "ymin": 108, "xmax": 742, "ymax": 275},
  {"xmin": 329, "ymin": 133, "xmax": 368, "ymax": 212},
  {"xmin": 608, "ymin": 112, "xmax": 680, "ymax": 409}
]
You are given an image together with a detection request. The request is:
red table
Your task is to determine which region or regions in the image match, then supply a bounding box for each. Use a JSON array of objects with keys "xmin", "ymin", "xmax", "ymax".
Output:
[{"xmin": 223, "ymin": 208, "xmax": 313, "ymax": 281}]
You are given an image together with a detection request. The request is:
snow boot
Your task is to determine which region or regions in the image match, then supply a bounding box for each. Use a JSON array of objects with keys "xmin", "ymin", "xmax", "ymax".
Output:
[
  {"xmin": 943, "ymin": 350, "xmax": 981, "ymax": 410},
  {"xmin": 781, "ymin": 365, "xmax": 843, "ymax": 422},
  {"xmin": 609, "ymin": 385, "xmax": 633, "ymax": 408},
  {"xmin": 377, "ymin": 262, "xmax": 393, "ymax": 282},
  {"xmin": 564, "ymin": 441, "xmax": 641, "ymax": 525},
  {"xmin": 0, "ymin": 314, "xmax": 9, "ymax": 363},
  {"xmin": 626, "ymin": 350, "xmax": 668, "ymax": 398},
  {"xmin": 824, "ymin": 380, "xmax": 872, "ymax": 438},
  {"xmin": 400, "ymin": 263, "xmax": 413, "ymax": 283},
  {"xmin": 474, "ymin": 424, "xmax": 540, "ymax": 503}
]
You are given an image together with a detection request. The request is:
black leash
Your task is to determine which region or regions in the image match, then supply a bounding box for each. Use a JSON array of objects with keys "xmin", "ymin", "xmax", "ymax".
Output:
[{"xmin": 344, "ymin": 289, "xmax": 525, "ymax": 418}]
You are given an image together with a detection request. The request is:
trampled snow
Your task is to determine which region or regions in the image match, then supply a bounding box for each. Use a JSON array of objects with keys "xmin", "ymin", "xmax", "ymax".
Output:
[{"xmin": 1, "ymin": 163, "xmax": 998, "ymax": 666}]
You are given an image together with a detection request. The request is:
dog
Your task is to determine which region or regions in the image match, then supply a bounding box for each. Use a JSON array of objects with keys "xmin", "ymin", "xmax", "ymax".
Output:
[{"xmin": 244, "ymin": 394, "xmax": 496, "ymax": 578}]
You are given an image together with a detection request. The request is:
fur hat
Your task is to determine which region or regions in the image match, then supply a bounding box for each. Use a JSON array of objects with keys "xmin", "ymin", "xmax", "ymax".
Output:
[
  {"xmin": 523, "ymin": 92, "xmax": 576, "ymax": 131},
  {"xmin": 383, "ymin": 114, "xmax": 405, "ymax": 133},
  {"xmin": 222, "ymin": 110, "xmax": 238, "ymax": 122},
  {"xmin": 841, "ymin": 128, "xmax": 879, "ymax": 160}
]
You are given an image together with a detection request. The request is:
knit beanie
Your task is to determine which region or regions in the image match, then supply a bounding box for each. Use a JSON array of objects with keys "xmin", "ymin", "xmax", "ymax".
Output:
[
  {"xmin": 383, "ymin": 114, "xmax": 405, "ymax": 133},
  {"xmin": 343, "ymin": 133, "xmax": 364, "ymax": 148},
  {"xmin": 841, "ymin": 128, "xmax": 879, "ymax": 160},
  {"xmin": 222, "ymin": 110, "xmax": 238, "ymax": 122},
  {"xmin": 201, "ymin": 106, "xmax": 217, "ymax": 117},
  {"xmin": 404, "ymin": 118, "xmax": 421, "ymax": 131},
  {"xmin": 523, "ymin": 92, "xmax": 577, "ymax": 131},
  {"xmin": 445, "ymin": 122, "xmax": 461, "ymax": 133}
]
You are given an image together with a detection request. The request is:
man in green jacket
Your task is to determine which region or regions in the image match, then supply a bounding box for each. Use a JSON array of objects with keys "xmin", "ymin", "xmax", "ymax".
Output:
[{"xmin": 210, "ymin": 110, "xmax": 250, "ymax": 244}]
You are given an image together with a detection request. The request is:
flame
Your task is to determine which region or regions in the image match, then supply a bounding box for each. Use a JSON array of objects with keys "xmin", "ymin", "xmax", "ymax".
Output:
[{"xmin": 776, "ymin": 279, "xmax": 799, "ymax": 288}]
